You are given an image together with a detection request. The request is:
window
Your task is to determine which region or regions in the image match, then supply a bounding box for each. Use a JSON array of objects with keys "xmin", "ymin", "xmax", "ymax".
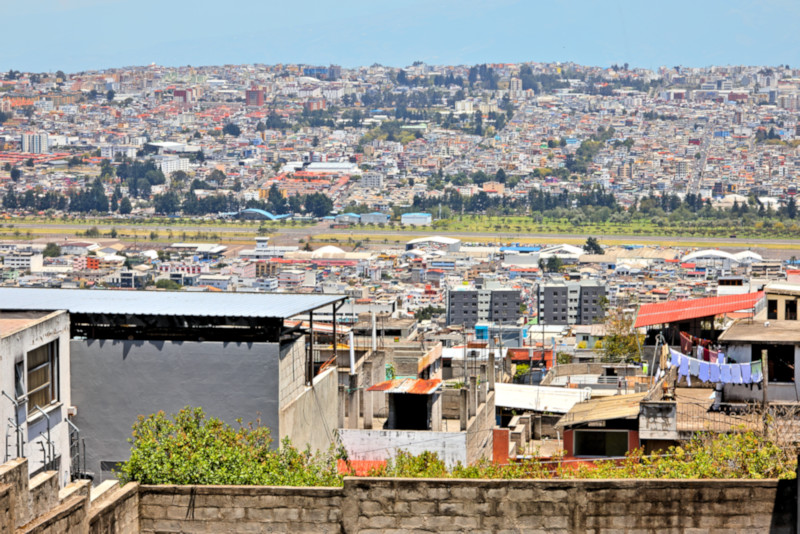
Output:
[
  {"xmin": 27, "ymin": 341, "xmax": 58, "ymax": 413},
  {"xmin": 786, "ymin": 300, "xmax": 797, "ymax": 321},
  {"xmin": 767, "ymin": 299, "xmax": 778, "ymax": 320}
]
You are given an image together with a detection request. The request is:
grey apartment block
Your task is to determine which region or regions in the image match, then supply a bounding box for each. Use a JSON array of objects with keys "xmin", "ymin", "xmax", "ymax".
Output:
[
  {"xmin": 537, "ymin": 280, "xmax": 606, "ymax": 326},
  {"xmin": 446, "ymin": 289, "xmax": 521, "ymax": 328}
]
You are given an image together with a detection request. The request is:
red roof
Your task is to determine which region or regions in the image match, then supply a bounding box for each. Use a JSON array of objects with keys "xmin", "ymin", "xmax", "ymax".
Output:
[
  {"xmin": 367, "ymin": 378, "xmax": 441, "ymax": 394},
  {"xmin": 634, "ymin": 291, "xmax": 764, "ymax": 328}
]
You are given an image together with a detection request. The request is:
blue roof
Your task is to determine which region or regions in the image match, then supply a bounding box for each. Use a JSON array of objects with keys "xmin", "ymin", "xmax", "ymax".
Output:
[
  {"xmin": 240, "ymin": 208, "xmax": 291, "ymax": 220},
  {"xmin": 402, "ymin": 212, "xmax": 432, "ymax": 217},
  {"xmin": 339, "ymin": 213, "xmax": 361, "ymax": 218}
]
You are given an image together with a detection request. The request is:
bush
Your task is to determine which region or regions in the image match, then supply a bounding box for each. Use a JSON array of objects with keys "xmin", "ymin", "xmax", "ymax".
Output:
[{"xmin": 117, "ymin": 407, "xmax": 343, "ymax": 486}]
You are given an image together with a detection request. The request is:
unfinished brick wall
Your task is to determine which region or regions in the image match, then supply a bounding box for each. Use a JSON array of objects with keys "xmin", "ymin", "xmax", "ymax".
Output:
[
  {"xmin": 138, "ymin": 485, "xmax": 344, "ymax": 534},
  {"xmin": 0, "ymin": 457, "xmax": 30, "ymax": 527}
]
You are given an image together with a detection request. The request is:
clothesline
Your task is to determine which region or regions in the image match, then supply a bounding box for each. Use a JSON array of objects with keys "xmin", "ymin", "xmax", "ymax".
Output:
[{"xmin": 669, "ymin": 348, "xmax": 763, "ymax": 386}]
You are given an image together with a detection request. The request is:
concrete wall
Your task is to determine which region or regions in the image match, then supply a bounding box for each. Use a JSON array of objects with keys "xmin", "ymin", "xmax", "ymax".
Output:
[
  {"xmin": 70, "ymin": 339, "xmax": 281, "ymax": 481},
  {"xmin": 0, "ymin": 311, "xmax": 72, "ymax": 485},
  {"xmin": 279, "ymin": 366, "xmax": 338, "ymax": 454},
  {"xmin": 0, "ymin": 453, "xmax": 797, "ymax": 534},
  {"xmin": 341, "ymin": 477, "xmax": 796, "ymax": 533},
  {"xmin": 466, "ymin": 390, "xmax": 494, "ymax": 465},
  {"xmin": 139, "ymin": 484, "xmax": 343, "ymax": 534}
]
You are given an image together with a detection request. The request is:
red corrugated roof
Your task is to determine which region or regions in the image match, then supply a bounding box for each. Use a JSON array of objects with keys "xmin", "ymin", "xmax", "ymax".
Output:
[
  {"xmin": 367, "ymin": 378, "xmax": 442, "ymax": 394},
  {"xmin": 634, "ymin": 291, "xmax": 764, "ymax": 328}
]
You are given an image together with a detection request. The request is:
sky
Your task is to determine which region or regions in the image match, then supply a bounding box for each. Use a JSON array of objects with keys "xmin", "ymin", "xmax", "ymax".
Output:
[{"xmin": 3, "ymin": 0, "xmax": 800, "ymax": 73}]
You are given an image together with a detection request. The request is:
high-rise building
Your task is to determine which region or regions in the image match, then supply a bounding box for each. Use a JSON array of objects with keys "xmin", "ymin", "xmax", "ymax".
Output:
[
  {"xmin": 246, "ymin": 88, "xmax": 265, "ymax": 107},
  {"xmin": 537, "ymin": 279, "xmax": 606, "ymax": 326},
  {"xmin": 446, "ymin": 288, "xmax": 521, "ymax": 328},
  {"xmin": 20, "ymin": 132, "xmax": 49, "ymax": 154}
]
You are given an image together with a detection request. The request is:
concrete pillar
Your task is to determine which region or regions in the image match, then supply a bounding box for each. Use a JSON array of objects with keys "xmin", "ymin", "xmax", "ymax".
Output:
[
  {"xmin": 431, "ymin": 392, "xmax": 442, "ymax": 431},
  {"xmin": 337, "ymin": 384, "xmax": 347, "ymax": 429},
  {"xmin": 363, "ymin": 361, "xmax": 373, "ymax": 429},
  {"xmin": 534, "ymin": 414, "xmax": 543, "ymax": 440},
  {"xmin": 459, "ymin": 388, "xmax": 468, "ymax": 431},
  {"xmin": 348, "ymin": 374, "xmax": 360, "ymax": 429},
  {"xmin": 479, "ymin": 364, "xmax": 487, "ymax": 404},
  {"xmin": 488, "ymin": 349, "xmax": 496, "ymax": 391},
  {"xmin": 469, "ymin": 376, "xmax": 478, "ymax": 418}
]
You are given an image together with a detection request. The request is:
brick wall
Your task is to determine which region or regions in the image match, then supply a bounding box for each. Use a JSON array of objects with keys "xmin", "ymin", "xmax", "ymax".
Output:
[
  {"xmin": 341, "ymin": 477, "xmax": 796, "ymax": 533},
  {"xmin": 0, "ymin": 457, "xmax": 30, "ymax": 526},
  {"xmin": 0, "ymin": 458, "xmax": 797, "ymax": 534},
  {"xmin": 88, "ymin": 482, "xmax": 139, "ymax": 534},
  {"xmin": 139, "ymin": 484, "xmax": 344, "ymax": 534},
  {"xmin": 279, "ymin": 336, "xmax": 307, "ymax": 409},
  {"xmin": 0, "ymin": 482, "xmax": 14, "ymax": 533}
]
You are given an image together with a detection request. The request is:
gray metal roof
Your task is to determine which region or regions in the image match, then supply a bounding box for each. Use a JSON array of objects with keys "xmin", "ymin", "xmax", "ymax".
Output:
[{"xmin": 0, "ymin": 288, "xmax": 346, "ymax": 319}]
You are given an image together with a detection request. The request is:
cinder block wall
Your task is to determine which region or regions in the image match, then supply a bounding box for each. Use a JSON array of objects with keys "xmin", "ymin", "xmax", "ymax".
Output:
[{"xmin": 139, "ymin": 485, "xmax": 344, "ymax": 534}]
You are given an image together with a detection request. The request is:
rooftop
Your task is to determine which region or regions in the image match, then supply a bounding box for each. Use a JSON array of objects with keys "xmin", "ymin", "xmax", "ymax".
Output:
[
  {"xmin": 718, "ymin": 318, "xmax": 800, "ymax": 344},
  {"xmin": 0, "ymin": 288, "xmax": 346, "ymax": 319}
]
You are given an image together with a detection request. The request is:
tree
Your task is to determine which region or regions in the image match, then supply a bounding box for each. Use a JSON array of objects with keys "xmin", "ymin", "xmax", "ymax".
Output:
[
  {"xmin": 540, "ymin": 256, "xmax": 563, "ymax": 273},
  {"xmin": 116, "ymin": 406, "xmax": 341, "ymax": 486},
  {"xmin": 222, "ymin": 123, "xmax": 241, "ymax": 137},
  {"xmin": 602, "ymin": 308, "xmax": 642, "ymax": 363},
  {"xmin": 304, "ymin": 192, "xmax": 333, "ymax": 217},
  {"xmin": 155, "ymin": 279, "xmax": 182, "ymax": 290},
  {"xmin": 584, "ymin": 237, "xmax": 604, "ymax": 255},
  {"xmin": 119, "ymin": 197, "xmax": 132, "ymax": 214},
  {"xmin": 106, "ymin": 89, "xmax": 115, "ymax": 102},
  {"xmin": 495, "ymin": 168, "xmax": 507, "ymax": 184},
  {"xmin": 43, "ymin": 243, "xmax": 61, "ymax": 257},
  {"xmin": 10, "ymin": 167, "xmax": 21, "ymax": 181}
]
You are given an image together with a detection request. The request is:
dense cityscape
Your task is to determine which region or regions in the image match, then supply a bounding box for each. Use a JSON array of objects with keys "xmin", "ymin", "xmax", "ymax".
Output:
[{"xmin": 3, "ymin": 51, "xmax": 800, "ymax": 534}]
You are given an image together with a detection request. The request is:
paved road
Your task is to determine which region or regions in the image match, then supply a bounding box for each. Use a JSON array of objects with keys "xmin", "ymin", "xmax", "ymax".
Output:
[{"xmin": 11, "ymin": 220, "xmax": 800, "ymax": 247}]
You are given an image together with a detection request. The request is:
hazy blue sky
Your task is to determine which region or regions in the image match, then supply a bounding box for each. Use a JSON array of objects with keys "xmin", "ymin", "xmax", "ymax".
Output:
[{"xmin": 4, "ymin": 0, "xmax": 800, "ymax": 73}]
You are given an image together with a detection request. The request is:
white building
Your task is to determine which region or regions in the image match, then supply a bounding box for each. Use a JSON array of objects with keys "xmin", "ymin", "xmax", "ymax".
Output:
[
  {"xmin": 4, "ymin": 252, "xmax": 44, "ymax": 272},
  {"xmin": 153, "ymin": 155, "xmax": 190, "ymax": 176},
  {"xmin": 401, "ymin": 212, "xmax": 433, "ymax": 226},
  {"xmin": 362, "ymin": 172, "xmax": 384, "ymax": 189},
  {"xmin": 0, "ymin": 310, "xmax": 73, "ymax": 485},
  {"xmin": 21, "ymin": 133, "xmax": 49, "ymax": 154},
  {"xmin": 100, "ymin": 145, "xmax": 138, "ymax": 160}
]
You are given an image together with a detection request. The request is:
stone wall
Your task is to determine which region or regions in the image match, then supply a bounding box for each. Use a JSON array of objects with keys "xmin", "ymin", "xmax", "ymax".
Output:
[
  {"xmin": 341, "ymin": 477, "xmax": 796, "ymax": 533},
  {"xmin": 0, "ymin": 482, "xmax": 14, "ymax": 533},
  {"xmin": 139, "ymin": 484, "xmax": 343, "ymax": 534},
  {"xmin": 88, "ymin": 482, "xmax": 139, "ymax": 534},
  {"xmin": 0, "ymin": 457, "xmax": 29, "ymax": 526},
  {"xmin": 0, "ymin": 457, "xmax": 797, "ymax": 534}
]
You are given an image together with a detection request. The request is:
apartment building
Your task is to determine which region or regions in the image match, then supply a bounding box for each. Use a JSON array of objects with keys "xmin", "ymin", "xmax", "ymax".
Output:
[
  {"xmin": 446, "ymin": 288, "xmax": 521, "ymax": 328},
  {"xmin": 537, "ymin": 279, "xmax": 606, "ymax": 326}
]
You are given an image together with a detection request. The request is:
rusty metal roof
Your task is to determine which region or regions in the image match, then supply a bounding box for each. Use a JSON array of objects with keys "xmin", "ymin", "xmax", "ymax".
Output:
[
  {"xmin": 633, "ymin": 291, "xmax": 764, "ymax": 328},
  {"xmin": 366, "ymin": 378, "xmax": 442, "ymax": 395}
]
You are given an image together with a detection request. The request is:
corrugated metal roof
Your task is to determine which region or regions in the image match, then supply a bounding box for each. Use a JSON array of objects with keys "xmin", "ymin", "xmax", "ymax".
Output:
[
  {"xmin": 495, "ymin": 384, "xmax": 590, "ymax": 414},
  {"xmin": 0, "ymin": 288, "xmax": 346, "ymax": 319},
  {"xmin": 633, "ymin": 291, "xmax": 764, "ymax": 328},
  {"xmin": 555, "ymin": 392, "xmax": 648, "ymax": 429},
  {"xmin": 367, "ymin": 378, "xmax": 442, "ymax": 395}
]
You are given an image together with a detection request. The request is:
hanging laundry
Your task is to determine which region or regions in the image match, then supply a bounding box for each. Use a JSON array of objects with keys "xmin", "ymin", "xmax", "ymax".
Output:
[
  {"xmin": 731, "ymin": 364, "xmax": 743, "ymax": 384},
  {"xmin": 751, "ymin": 361, "xmax": 763, "ymax": 383},
  {"xmin": 680, "ymin": 332, "xmax": 693, "ymax": 354},
  {"xmin": 698, "ymin": 361, "xmax": 710, "ymax": 382},
  {"xmin": 741, "ymin": 362, "xmax": 752, "ymax": 384},
  {"xmin": 679, "ymin": 354, "xmax": 690, "ymax": 377},
  {"xmin": 717, "ymin": 352, "xmax": 726, "ymax": 365},
  {"xmin": 709, "ymin": 363, "xmax": 721, "ymax": 383},
  {"xmin": 689, "ymin": 358, "xmax": 701, "ymax": 377},
  {"xmin": 707, "ymin": 349, "xmax": 718, "ymax": 363},
  {"xmin": 720, "ymin": 364, "xmax": 732, "ymax": 384},
  {"xmin": 670, "ymin": 349, "xmax": 681, "ymax": 368}
]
